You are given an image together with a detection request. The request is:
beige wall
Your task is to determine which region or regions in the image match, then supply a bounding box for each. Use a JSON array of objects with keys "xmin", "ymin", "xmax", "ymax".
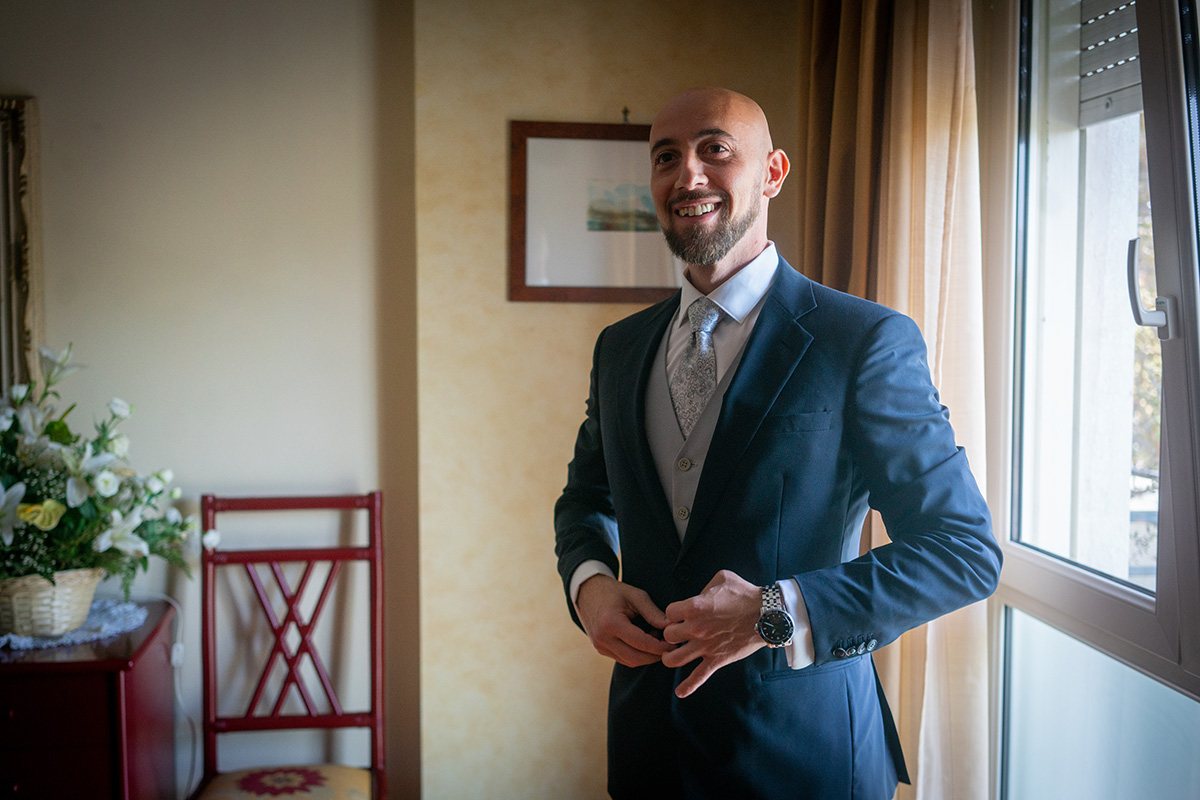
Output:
[
  {"xmin": 0, "ymin": 1, "xmax": 420, "ymax": 796},
  {"xmin": 0, "ymin": 0, "xmax": 799, "ymax": 797},
  {"xmin": 415, "ymin": 1, "xmax": 798, "ymax": 797}
]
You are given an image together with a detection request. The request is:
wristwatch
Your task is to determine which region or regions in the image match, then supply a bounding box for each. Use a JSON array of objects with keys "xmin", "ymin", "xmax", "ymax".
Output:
[{"xmin": 755, "ymin": 583, "xmax": 795, "ymax": 648}]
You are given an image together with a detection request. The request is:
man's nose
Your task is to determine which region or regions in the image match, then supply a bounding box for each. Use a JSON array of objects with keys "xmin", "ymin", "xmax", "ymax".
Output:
[{"xmin": 675, "ymin": 153, "xmax": 708, "ymax": 190}]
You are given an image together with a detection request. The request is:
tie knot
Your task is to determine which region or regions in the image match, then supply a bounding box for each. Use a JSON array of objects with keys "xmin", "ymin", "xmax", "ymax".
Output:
[{"xmin": 688, "ymin": 297, "xmax": 722, "ymax": 336}]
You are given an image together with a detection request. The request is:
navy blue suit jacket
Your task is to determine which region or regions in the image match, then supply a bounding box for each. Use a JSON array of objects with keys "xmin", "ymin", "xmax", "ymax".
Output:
[{"xmin": 555, "ymin": 259, "xmax": 1000, "ymax": 799}]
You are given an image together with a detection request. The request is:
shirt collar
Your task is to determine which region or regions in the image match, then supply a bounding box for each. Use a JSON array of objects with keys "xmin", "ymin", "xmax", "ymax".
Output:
[{"xmin": 676, "ymin": 242, "xmax": 779, "ymax": 328}]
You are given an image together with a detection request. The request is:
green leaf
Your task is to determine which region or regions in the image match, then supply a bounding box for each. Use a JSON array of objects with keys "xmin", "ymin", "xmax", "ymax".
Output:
[{"xmin": 44, "ymin": 419, "xmax": 75, "ymax": 445}]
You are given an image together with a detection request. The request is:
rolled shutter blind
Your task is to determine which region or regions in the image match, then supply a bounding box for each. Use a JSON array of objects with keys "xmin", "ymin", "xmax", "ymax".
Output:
[{"xmin": 1079, "ymin": 0, "xmax": 1142, "ymax": 126}]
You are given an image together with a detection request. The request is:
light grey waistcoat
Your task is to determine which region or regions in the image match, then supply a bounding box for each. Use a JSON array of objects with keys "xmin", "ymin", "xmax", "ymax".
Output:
[{"xmin": 645, "ymin": 326, "xmax": 750, "ymax": 541}]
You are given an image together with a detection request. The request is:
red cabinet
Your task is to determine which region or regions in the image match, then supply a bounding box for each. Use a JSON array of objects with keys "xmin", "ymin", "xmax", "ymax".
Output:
[{"xmin": 0, "ymin": 601, "xmax": 176, "ymax": 799}]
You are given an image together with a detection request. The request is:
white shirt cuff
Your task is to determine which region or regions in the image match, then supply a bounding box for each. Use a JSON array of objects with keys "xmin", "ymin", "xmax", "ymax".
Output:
[{"xmin": 778, "ymin": 577, "xmax": 815, "ymax": 669}]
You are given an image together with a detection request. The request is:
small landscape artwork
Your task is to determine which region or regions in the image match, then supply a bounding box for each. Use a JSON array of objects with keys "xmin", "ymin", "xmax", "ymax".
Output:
[{"xmin": 586, "ymin": 182, "xmax": 659, "ymax": 232}]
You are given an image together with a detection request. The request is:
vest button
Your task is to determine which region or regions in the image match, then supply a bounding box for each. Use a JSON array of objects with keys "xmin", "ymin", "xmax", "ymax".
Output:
[
  {"xmin": 677, "ymin": 457, "xmax": 693, "ymax": 472},
  {"xmin": 676, "ymin": 506, "xmax": 690, "ymax": 520},
  {"xmin": 674, "ymin": 565, "xmax": 692, "ymax": 583}
]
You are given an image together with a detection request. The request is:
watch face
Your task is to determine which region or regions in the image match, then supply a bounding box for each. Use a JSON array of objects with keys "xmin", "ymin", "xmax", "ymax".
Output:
[{"xmin": 758, "ymin": 609, "xmax": 794, "ymax": 645}]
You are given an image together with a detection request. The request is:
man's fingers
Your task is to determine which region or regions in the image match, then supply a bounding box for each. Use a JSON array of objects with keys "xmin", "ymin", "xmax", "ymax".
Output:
[
  {"xmin": 628, "ymin": 588, "xmax": 670, "ymax": 629},
  {"xmin": 660, "ymin": 640, "xmax": 700, "ymax": 669},
  {"xmin": 619, "ymin": 624, "xmax": 675, "ymax": 657},
  {"xmin": 600, "ymin": 635, "xmax": 668, "ymax": 667},
  {"xmin": 590, "ymin": 608, "xmax": 674, "ymax": 663},
  {"xmin": 662, "ymin": 620, "xmax": 692, "ymax": 646},
  {"xmin": 664, "ymin": 596, "xmax": 696, "ymax": 624},
  {"xmin": 674, "ymin": 660, "xmax": 718, "ymax": 698}
]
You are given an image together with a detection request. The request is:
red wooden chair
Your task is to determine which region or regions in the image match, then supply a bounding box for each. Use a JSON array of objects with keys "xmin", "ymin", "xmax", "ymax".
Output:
[{"xmin": 190, "ymin": 493, "xmax": 386, "ymax": 800}]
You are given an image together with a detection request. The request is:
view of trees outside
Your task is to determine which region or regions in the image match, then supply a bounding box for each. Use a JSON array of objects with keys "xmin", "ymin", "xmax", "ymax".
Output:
[{"xmin": 1130, "ymin": 113, "xmax": 1162, "ymax": 585}]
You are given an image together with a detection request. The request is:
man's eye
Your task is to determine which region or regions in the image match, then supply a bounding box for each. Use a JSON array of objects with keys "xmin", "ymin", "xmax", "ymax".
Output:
[
  {"xmin": 706, "ymin": 143, "xmax": 730, "ymax": 155},
  {"xmin": 653, "ymin": 152, "xmax": 676, "ymax": 166}
]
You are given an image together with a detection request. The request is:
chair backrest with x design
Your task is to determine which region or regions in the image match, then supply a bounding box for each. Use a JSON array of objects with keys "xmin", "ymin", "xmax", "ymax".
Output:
[{"xmin": 195, "ymin": 493, "xmax": 385, "ymax": 799}]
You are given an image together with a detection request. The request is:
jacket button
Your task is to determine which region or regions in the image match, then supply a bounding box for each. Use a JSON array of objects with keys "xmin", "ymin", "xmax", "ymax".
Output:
[
  {"xmin": 856, "ymin": 642, "xmax": 867, "ymax": 655},
  {"xmin": 676, "ymin": 506, "xmax": 690, "ymax": 520},
  {"xmin": 833, "ymin": 647, "xmax": 847, "ymax": 659},
  {"xmin": 677, "ymin": 457, "xmax": 693, "ymax": 472},
  {"xmin": 866, "ymin": 638, "xmax": 878, "ymax": 651},
  {"xmin": 674, "ymin": 565, "xmax": 692, "ymax": 583}
]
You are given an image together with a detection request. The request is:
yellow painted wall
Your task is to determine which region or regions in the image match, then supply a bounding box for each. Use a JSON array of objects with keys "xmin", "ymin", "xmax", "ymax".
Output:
[{"xmin": 414, "ymin": 2, "xmax": 799, "ymax": 796}]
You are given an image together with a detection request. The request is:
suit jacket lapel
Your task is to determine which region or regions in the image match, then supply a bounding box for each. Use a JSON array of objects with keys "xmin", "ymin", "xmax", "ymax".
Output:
[
  {"xmin": 681, "ymin": 261, "xmax": 817, "ymax": 558},
  {"xmin": 616, "ymin": 295, "xmax": 680, "ymax": 540}
]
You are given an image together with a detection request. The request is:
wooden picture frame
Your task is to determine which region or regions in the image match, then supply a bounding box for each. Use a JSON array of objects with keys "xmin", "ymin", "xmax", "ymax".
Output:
[
  {"xmin": 508, "ymin": 120, "xmax": 681, "ymax": 303},
  {"xmin": 0, "ymin": 97, "xmax": 35, "ymax": 393}
]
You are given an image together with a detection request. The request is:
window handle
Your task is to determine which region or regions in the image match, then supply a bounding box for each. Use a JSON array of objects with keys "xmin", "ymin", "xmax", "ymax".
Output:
[{"xmin": 1127, "ymin": 238, "xmax": 1177, "ymax": 340}]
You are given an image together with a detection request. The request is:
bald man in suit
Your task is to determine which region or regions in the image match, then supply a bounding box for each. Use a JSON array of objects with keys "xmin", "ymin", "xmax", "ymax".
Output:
[{"xmin": 554, "ymin": 87, "xmax": 1000, "ymax": 799}]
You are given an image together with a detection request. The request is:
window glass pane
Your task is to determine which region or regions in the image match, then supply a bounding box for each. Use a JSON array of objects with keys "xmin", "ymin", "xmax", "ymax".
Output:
[
  {"xmin": 1004, "ymin": 608, "xmax": 1200, "ymax": 799},
  {"xmin": 1017, "ymin": 0, "xmax": 1161, "ymax": 591}
]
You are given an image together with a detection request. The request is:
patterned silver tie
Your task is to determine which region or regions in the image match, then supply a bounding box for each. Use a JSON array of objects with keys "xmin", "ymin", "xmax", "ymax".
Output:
[{"xmin": 670, "ymin": 297, "xmax": 722, "ymax": 438}]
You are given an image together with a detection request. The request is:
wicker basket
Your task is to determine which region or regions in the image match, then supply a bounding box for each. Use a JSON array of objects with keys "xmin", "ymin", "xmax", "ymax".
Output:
[{"xmin": 0, "ymin": 567, "xmax": 105, "ymax": 637}]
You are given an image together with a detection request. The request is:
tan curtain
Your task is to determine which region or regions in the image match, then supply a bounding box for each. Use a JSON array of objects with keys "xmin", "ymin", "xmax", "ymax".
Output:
[{"xmin": 797, "ymin": 2, "xmax": 990, "ymax": 799}]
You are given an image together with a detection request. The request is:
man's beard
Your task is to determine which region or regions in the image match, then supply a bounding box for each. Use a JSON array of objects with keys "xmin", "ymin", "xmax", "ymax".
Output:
[{"xmin": 661, "ymin": 193, "xmax": 760, "ymax": 267}]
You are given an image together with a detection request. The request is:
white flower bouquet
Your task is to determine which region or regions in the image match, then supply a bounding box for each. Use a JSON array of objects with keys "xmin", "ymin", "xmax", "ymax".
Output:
[{"xmin": 0, "ymin": 346, "xmax": 196, "ymax": 596}]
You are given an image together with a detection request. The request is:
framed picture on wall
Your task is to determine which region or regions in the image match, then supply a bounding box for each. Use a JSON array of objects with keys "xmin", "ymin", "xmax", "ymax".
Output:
[
  {"xmin": 508, "ymin": 120, "xmax": 682, "ymax": 303},
  {"xmin": 0, "ymin": 97, "xmax": 37, "ymax": 392}
]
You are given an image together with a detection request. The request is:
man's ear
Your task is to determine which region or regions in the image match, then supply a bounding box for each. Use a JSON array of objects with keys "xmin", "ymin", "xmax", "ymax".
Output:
[{"xmin": 763, "ymin": 149, "xmax": 790, "ymax": 198}]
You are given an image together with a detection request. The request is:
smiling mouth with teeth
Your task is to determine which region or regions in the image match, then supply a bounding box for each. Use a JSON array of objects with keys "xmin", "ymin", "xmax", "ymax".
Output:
[{"xmin": 677, "ymin": 202, "xmax": 718, "ymax": 217}]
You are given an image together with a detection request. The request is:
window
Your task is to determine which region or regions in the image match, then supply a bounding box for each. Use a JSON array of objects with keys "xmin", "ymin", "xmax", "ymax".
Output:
[
  {"xmin": 1014, "ymin": 0, "xmax": 1162, "ymax": 592},
  {"xmin": 1004, "ymin": 607, "xmax": 1200, "ymax": 797},
  {"xmin": 998, "ymin": 0, "xmax": 1200, "ymax": 793}
]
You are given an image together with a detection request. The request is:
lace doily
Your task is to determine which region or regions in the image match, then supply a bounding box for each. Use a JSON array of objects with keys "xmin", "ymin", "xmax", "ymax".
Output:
[{"xmin": 0, "ymin": 599, "xmax": 149, "ymax": 650}]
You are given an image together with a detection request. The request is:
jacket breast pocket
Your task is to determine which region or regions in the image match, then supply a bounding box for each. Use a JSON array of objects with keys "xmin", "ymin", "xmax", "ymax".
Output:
[{"xmin": 761, "ymin": 410, "xmax": 833, "ymax": 434}]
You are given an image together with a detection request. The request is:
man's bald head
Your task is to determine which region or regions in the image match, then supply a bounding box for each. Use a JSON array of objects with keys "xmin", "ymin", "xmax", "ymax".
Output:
[{"xmin": 650, "ymin": 87, "xmax": 775, "ymax": 156}]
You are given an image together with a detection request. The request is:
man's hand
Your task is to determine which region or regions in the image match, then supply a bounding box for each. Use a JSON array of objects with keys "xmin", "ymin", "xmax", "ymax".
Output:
[
  {"xmin": 662, "ymin": 570, "xmax": 764, "ymax": 698},
  {"xmin": 576, "ymin": 574, "xmax": 676, "ymax": 667}
]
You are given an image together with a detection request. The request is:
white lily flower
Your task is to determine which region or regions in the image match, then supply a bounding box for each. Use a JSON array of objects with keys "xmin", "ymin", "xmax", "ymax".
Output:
[
  {"xmin": 60, "ymin": 444, "xmax": 118, "ymax": 507},
  {"xmin": 108, "ymin": 398, "xmax": 131, "ymax": 419},
  {"xmin": 158, "ymin": 469, "xmax": 174, "ymax": 485},
  {"xmin": 165, "ymin": 506, "xmax": 183, "ymax": 525},
  {"xmin": 94, "ymin": 470, "xmax": 121, "ymax": 498},
  {"xmin": 66, "ymin": 475, "xmax": 90, "ymax": 508},
  {"xmin": 0, "ymin": 481, "xmax": 26, "ymax": 546},
  {"xmin": 202, "ymin": 528, "xmax": 221, "ymax": 550},
  {"xmin": 38, "ymin": 345, "xmax": 81, "ymax": 386},
  {"xmin": 93, "ymin": 509, "xmax": 149, "ymax": 558},
  {"xmin": 15, "ymin": 403, "xmax": 45, "ymax": 440},
  {"xmin": 0, "ymin": 407, "xmax": 13, "ymax": 432},
  {"xmin": 9, "ymin": 384, "xmax": 28, "ymax": 404},
  {"xmin": 84, "ymin": 449, "xmax": 117, "ymax": 473}
]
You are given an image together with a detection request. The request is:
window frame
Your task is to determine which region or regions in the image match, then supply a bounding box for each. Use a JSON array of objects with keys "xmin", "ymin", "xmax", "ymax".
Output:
[{"xmin": 999, "ymin": 0, "xmax": 1200, "ymax": 706}]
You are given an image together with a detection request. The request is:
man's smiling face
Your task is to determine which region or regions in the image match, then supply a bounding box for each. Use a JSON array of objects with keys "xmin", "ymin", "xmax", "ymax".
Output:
[{"xmin": 648, "ymin": 88, "xmax": 783, "ymax": 274}]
